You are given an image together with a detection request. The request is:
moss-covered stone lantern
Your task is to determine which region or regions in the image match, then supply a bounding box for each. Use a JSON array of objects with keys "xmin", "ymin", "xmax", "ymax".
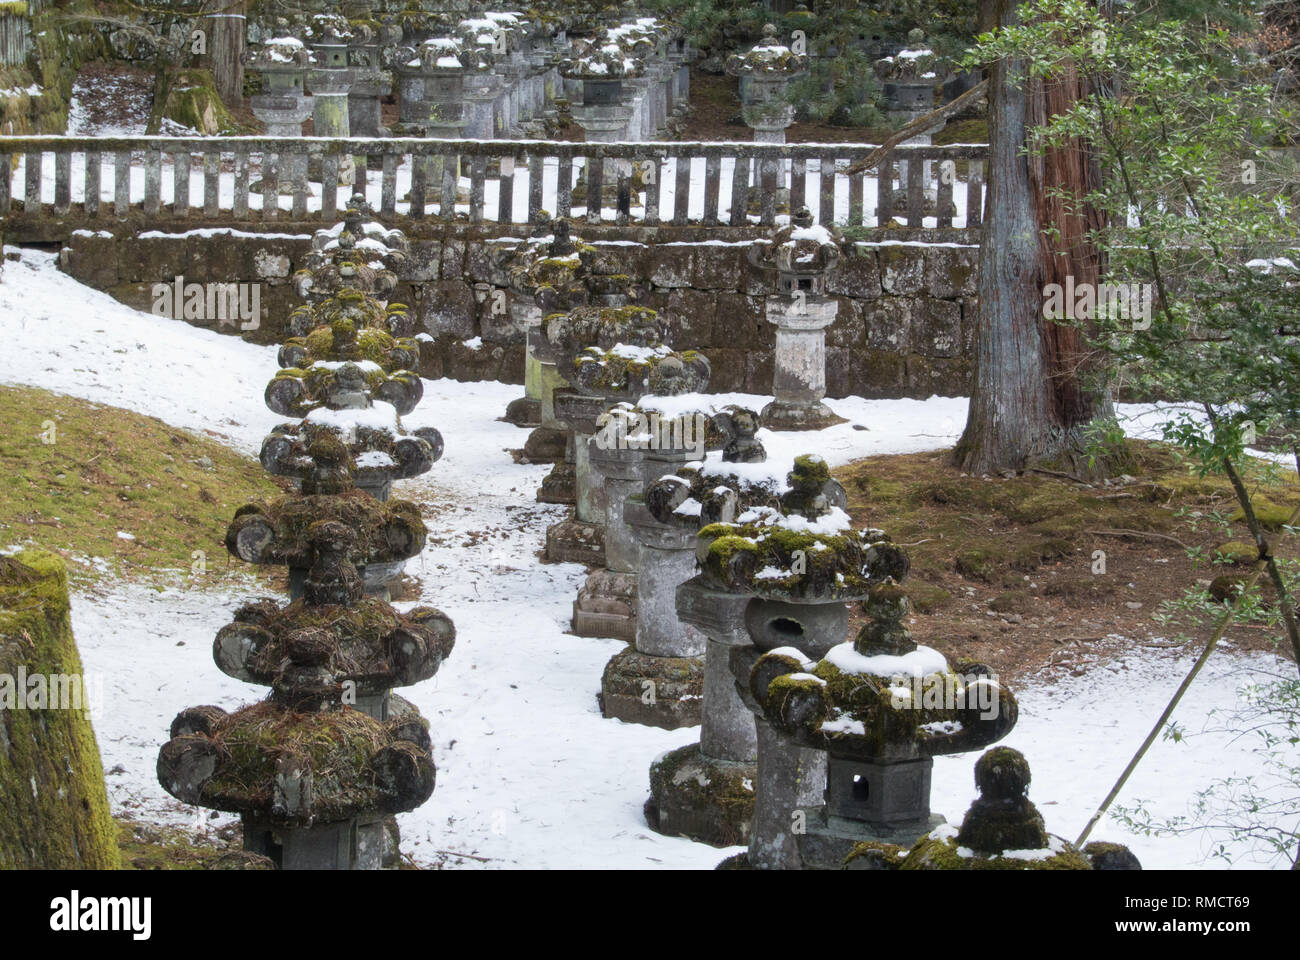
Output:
[
  {"xmin": 726, "ymin": 23, "xmax": 808, "ymax": 144},
  {"xmin": 748, "ymin": 209, "xmax": 846, "ymax": 431}
]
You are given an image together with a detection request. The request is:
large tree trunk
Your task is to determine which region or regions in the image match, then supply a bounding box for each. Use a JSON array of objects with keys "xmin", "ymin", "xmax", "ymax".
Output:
[
  {"xmin": 953, "ymin": 0, "xmax": 1114, "ymax": 476},
  {"xmin": 209, "ymin": 0, "xmax": 246, "ymax": 105}
]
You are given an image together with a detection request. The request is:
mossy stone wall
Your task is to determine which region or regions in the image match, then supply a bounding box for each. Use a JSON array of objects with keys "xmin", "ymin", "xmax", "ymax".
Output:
[
  {"xmin": 0, "ymin": 549, "xmax": 120, "ymax": 869},
  {"xmin": 59, "ymin": 229, "xmax": 979, "ymax": 400}
]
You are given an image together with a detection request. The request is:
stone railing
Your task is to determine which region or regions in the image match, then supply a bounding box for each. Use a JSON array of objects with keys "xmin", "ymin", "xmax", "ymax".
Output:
[{"xmin": 0, "ymin": 135, "xmax": 987, "ymax": 241}]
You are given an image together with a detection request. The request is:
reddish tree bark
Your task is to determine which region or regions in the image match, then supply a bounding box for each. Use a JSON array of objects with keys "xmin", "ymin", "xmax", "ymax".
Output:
[{"xmin": 954, "ymin": 0, "xmax": 1113, "ymax": 476}]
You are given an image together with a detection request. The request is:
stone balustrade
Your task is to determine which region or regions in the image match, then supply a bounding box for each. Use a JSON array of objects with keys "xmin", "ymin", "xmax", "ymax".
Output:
[{"xmin": 0, "ymin": 135, "xmax": 988, "ymax": 238}]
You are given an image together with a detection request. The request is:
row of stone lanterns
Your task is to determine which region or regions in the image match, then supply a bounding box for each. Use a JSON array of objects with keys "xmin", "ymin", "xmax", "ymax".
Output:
[
  {"xmin": 494, "ymin": 205, "xmax": 1144, "ymax": 871},
  {"xmin": 248, "ymin": 7, "xmax": 686, "ymax": 149},
  {"xmin": 560, "ymin": 11, "xmax": 691, "ymax": 145},
  {"xmin": 157, "ymin": 198, "xmax": 454, "ymax": 870}
]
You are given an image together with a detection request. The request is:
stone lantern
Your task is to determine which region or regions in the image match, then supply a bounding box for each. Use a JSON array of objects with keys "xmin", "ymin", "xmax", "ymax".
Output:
[
  {"xmin": 248, "ymin": 37, "xmax": 314, "ymax": 137},
  {"xmin": 748, "ymin": 537, "xmax": 1020, "ymax": 868},
  {"xmin": 628, "ymin": 413, "xmax": 782, "ymax": 845},
  {"xmin": 159, "ymin": 202, "xmax": 455, "ymax": 870},
  {"xmin": 307, "ymin": 20, "xmax": 355, "ymax": 138},
  {"xmin": 502, "ymin": 216, "xmax": 591, "ymax": 430},
  {"xmin": 533, "ymin": 272, "xmax": 682, "ymax": 566},
  {"xmin": 456, "ymin": 17, "xmax": 505, "ymax": 140},
  {"xmin": 748, "ymin": 209, "xmax": 846, "ymax": 431},
  {"xmin": 561, "ymin": 37, "xmax": 641, "ymax": 144},
  {"xmin": 574, "ymin": 357, "xmax": 711, "ymax": 651},
  {"xmin": 394, "ymin": 37, "xmax": 469, "ymax": 206},
  {"xmin": 348, "ymin": 21, "xmax": 399, "ymax": 138},
  {"xmin": 873, "ymin": 30, "xmax": 952, "ymax": 199},
  {"xmin": 305, "ymin": 19, "xmax": 359, "ymax": 189},
  {"xmin": 675, "ymin": 452, "xmax": 862, "ymax": 869},
  {"xmin": 726, "ymin": 24, "xmax": 808, "ymax": 144},
  {"xmin": 159, "ymin": 509, "xmax": 452, "ymax": 869},
  {"xmin": 664, "ymin": 26, "xmax": 693, "ymax": 123},
  {"xmin": 846, "ymin": 748, "xmax": 1141, "ymax": 871}
]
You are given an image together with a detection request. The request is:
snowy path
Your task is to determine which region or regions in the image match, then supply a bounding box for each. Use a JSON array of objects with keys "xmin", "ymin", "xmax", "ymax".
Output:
[{"xmin": 0, "ymin": 251, "xmax": 1293, "ymax": 868}]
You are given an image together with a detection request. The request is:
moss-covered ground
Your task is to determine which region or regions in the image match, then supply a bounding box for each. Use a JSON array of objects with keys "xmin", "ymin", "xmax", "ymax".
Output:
[
  {"xmin": 834, "ymin": 441, "xmax": 1300, "ymax": 682},
  {"xmin": 0, "ymin": 384, "xmax": 285, "ymax": 587}
]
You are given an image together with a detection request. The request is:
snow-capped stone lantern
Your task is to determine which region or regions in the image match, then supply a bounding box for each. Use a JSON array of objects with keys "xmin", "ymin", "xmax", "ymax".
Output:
[
  {"xmin": 627, "ymin": 416, "xmax": 815, "ymax": 847},
  {"xmin": 874, "ymin": 29, "xmax": 946, "ymax": 118},
  {"xmin": 726, "ymin": 24, "xmax": 808, "ymax": 144},
  {"xmin": 307, "ymin": 19, "xmax": 356, "ymax": 138},
  {"xmin": 561, "ymin": 38, "xmax": 642, "ymax": 144},
  {"xmin": 672, "ymin": 452, "xmax": 858, "ymax": 867},
  {"xmin": 575, "ymin": 393, "xmax": 717, "ymax": 676},
  {"xmin": 247, "ymin": 37, "xmax": 314, "ymax": 137},
  {"xmin": 748, "ymin": 209, "xmax": 846, "ymax": 431},
  {"xmin": 534, "ymin": 273, "xmax": 699, "ymax": 567},
  {"xmin": 455, "ymin": 16, "xmax": 505, "ymax": 140},
  {"xmin": 267, "ymin": 198, "xmax": 442, "ymax": 503},
  {"xmin": 397, "ymin": 38, "xmax": 469, "ymax": 139},
  {"xmin": 748, "ymin": 535, "xmax": 1019, "ymax": 868},
  {"xmin": 226, "ymin": 434, "xmax": 428, "ymax": 599},
  {"xmin": 846, "ymin": 748, "xmax": 1140, "ymax": 870},
  {"xmin": 162, "ymin": 196, "xmax": 457, "ymax": 867},
  {"xmin": 873, "ymin": 30, "xmax": 952, "ymax": 196}
]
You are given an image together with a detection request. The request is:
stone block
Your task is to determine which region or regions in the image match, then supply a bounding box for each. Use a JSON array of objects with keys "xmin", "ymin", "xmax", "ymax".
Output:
[
  {"xmin": 826, "ymin": 298, "xmax": 863, "ymax": 348},
  {"xmin": 646, "ymin": 244, "xmax": 694, "ymax": 288},
  {"xmin": 702, "ymin": 348, "xmax": 748, "ymax": 393},
  {"xmin": 827, "ymin": 245, "xmax": 882, "ymax": 299},
  {"xmin": 404, "ymin": 239, "xmax": 441, "ymax": 282},
  {"xmin": 62, "ymin": 233, "xmax": 119, "ymax": 288},
  {"xmin": 911, "ymin": 298, "xmax": 963, "ymax": 358},
  {"xmin": 663, "ymin": 288, "xmax": 716, "ymax": 347},
  {"xmin": 120, "ymin": 233, "xmax": 188, "ymax": 284},
  {"xmin": 714, "ymin": 294, "xmax": 770, "ymax": 350},
  {"xmin": 849, "ymin": 348, "xmax": 906, "ymax": 399},
  {"xmin": 440, "ymin": 237, "xmax": 466, "ymax": 280},
  {"xmin": 691, "ymin": 245, "xmax": 744, "ymax": 290},
  {"xmin": 861, "ymin": 298, "xmax": 911, "ymax": 353},
  {"xmin": 465, "ymin": 240, "xmax": 512, "ymax": 286},
  {"xmin": 418, "ymin": 279, "xmax": 475, "ymax": 338},
  {"xmin": 744, "ymin": 349, "xmax": 775, "ymax": 395},
  {"xmin": 906, "ymin": 354, "xmax": 968, "ymax": 397},
  {"xmin": 923, "ymin": 244, "xmax": 979, "ymax": 298},
  {"xmin": 876, "ymin": 244, "xmax": 925, "ymax": 295}
]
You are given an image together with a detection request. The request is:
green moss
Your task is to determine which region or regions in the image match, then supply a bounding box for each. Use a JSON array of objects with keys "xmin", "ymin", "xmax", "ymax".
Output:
[
  {"xmin": 115, "ymin": 816, "xmax": 236, "ymax": 870},
  {"xmin": 647, "ymin": 744, "xmax": 754, "ymax": 848},
  {"xmin": 900, "ymin": 834, "xmax": 1092, "ymax": 870},
  {"xmin": 904, "ymin": 582, "xmax": 951, "ymax": 614},
  {"xmin": 844, "ymin": 840, "xmax": 907, "ymax": 869},
  {"xmin": 164, "ymin": 69, "xmax": 244, "ymax": 135},
  {"xmin": 1214, "ymin": 540, "xmax": 1259, "ymax": 565},
  {"xmin": 0, "ymin": 384, "xmax": 280, "ymax": 584},
  {"xmin": 955, "ymin": 549, "xmax": 994, "ymax": 582},
  {"xmin": 1231, "ymin": 497, "xmax": 1296, "ymax": 532},
  {"xmin": 198, "ymin": 701, "xmax": 391, "ymax": 820},
  {"xmin": 0, "ymin": 550, "xmax": 120, "ymax": 869}
]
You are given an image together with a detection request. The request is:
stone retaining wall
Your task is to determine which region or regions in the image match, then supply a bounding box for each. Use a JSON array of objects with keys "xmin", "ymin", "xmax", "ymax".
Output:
[{"xmin": 59, "ymin": 227, "xmax": 978, "ymax": 399}]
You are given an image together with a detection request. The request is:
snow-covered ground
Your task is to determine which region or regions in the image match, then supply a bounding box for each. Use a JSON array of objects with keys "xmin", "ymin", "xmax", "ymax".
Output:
[{"xmin": 0, "ymin": 250, "xmax": 1294, "ymax": 869}]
